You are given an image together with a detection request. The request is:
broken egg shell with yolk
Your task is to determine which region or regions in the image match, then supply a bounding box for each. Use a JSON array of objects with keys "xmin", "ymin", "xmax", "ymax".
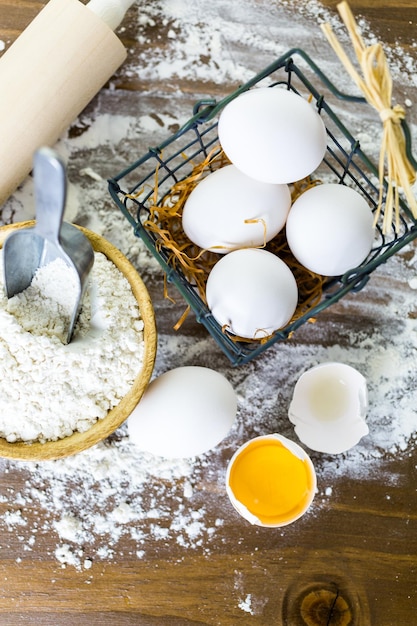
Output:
[{"xmin": 225, "ymin": 433, "xmax": 316, "ymax": 527}]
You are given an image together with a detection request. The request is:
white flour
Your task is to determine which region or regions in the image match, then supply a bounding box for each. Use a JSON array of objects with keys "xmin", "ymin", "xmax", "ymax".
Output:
[
  {"xmin": 0, "ymin": 1, "xmax": 415, "ymax": 609},
  {"xmin": 0, "ymin": 252, "xmax": 145, "ymax": 442},
  {"xmin": 6, "ymin": 257, "xmax": 79, "ymax": 341}
]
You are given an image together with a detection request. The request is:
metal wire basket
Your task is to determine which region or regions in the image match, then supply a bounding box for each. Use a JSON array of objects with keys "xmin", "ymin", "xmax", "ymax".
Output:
[{"xmin": 108, "ymin": 48, "xmax": 417, "ymax": 366}]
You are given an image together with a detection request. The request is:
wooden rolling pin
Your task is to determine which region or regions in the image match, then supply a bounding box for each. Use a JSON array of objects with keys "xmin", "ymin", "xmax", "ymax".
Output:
[{"xmin": 0, "ymin": 0, "xmax": 134, "ymax": 207}]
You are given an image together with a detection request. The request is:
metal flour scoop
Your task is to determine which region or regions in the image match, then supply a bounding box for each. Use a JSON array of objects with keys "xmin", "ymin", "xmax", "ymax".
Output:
[{"xmin": 3, "ymin": 147, "xmax": 94, "ymax": 343}]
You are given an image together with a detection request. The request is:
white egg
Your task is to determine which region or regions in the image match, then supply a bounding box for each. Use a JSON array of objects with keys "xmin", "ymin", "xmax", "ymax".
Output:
[
  {"xmin": 218, "ymin": 87, "xmax": 327, "ymax": 184},
  {"xmin": 182, "ymin": 164, "xmax": 291, "ymax": 252},
  {"xmin": 205, "ymin": 248, "xmax": 298, "ymax": 339},
  {"xmin": 288, "ymin": 362, "xmax": 369, "ymax": 454},
  {"xmin": 286, "ymin": 183, "xmax": 375, "ymax": 276},
  {"xmin": 127, "ymin": 366, "xmax": 237, "ymax": 458}
]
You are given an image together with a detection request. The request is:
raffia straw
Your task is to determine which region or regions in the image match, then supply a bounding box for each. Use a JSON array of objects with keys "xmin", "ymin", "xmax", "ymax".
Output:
[{"xmin": 321, "ymin": 1, "xmax": 417, "ymax": 233}]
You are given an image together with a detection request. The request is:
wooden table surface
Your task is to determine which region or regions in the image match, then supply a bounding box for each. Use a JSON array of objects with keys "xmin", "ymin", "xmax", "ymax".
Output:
[{"xmin": 0, "ymin": 1, "xmax": 416, "ymax": 624}]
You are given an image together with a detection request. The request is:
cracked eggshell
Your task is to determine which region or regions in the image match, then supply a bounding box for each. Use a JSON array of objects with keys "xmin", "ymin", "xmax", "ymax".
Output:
[
  {"xmin": 182, "ymin": 164, "xmax": 291, "ymax": 252},
  {"xmin": 205, "ymin": 248, "xmax": 298, "ymax": 339},
  {"xmin": 225, "ymin": 433, "xmax": 317, "ymax": 527},
  {"xmin": 127, "ymin": 366, "xmax": 237, "ymax": 458},
  {"xmin": 218, "ymin": 87, "xmax": 327, "ymax": 184},
  {"xmin": 288, "ymin": 362, "xmax": 369, "ymax": 455}
]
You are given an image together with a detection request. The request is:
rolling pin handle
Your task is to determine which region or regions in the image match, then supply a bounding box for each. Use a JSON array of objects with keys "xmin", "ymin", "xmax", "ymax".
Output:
[{"xmin": 86, "ymin": 0, "xmax": 137, "ymax": 31}]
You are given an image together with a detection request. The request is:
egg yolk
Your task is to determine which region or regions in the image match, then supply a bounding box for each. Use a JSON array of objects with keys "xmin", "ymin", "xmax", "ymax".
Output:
[{"xmin": 228, "ymin": 437, "xmax": 314, "ymax": 525}]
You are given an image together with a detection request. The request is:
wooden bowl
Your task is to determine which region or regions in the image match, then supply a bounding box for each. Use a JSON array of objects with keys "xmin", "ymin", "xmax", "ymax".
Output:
[{"xmin": 0, "ymin": 221, "xmax": 157, "ymax": 461}]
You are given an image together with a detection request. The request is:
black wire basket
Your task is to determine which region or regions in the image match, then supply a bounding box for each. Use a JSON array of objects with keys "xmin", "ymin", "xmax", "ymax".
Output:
[{"xmin": 108, "ymin": 48, "xmax": 417, "ymax": 366}]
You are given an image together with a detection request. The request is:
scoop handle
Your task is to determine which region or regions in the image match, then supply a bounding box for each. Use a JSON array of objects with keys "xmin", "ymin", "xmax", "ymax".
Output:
[{"xmin": 33, "ymin": 147, "xmax": 67, "ymax": 244}]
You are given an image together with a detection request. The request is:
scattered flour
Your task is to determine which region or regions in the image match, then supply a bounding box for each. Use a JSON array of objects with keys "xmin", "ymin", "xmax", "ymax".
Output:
[
  {"xmin": 0, "ymin": 435, "xmax": 213, "ymax": 571},
  {"xmin": 0, "ymin": 251, "xmax": 145, "ymax": 442},
  {"xmin": 238, "ymin": 593, "xmax": 254, "ymax": 615}
]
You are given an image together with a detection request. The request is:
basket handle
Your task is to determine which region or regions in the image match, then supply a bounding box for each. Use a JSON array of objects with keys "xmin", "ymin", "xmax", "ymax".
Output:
[{"xmin": 179, "ymin": 47, "xmax": 417, "ymax": 171}]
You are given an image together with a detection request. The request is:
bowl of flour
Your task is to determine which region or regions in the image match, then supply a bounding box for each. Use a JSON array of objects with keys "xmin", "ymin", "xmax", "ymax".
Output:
[{"xmin": 0, "ymin": 221, "xmax": 157, "ymax": 461}]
